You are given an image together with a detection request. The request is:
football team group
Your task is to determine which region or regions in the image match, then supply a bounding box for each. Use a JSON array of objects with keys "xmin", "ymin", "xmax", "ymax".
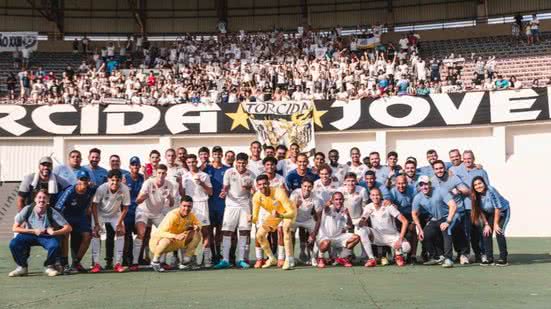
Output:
[{"xmin": 8, "ymin": 141, "xmax": 510, "ymax": 277}]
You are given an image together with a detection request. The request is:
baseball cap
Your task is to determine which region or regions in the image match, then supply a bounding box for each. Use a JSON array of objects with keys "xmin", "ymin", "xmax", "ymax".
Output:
[
  {"xmin": 39, "ymin": 156, "xmax": 53, "ymax": 165},
  {"xmin": 129, "ymin": 156, "xmax": 141, "ymax": 165},
  {"xmin": 417, "ymin": 175, "xmax": 431, "ymax": 185},
  {"xmin": 76, "ymin": 170, "xmax": 90, "ymax": 180}
]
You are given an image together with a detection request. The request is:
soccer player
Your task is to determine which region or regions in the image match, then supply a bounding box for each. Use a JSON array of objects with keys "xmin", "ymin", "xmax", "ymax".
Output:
[
  {"xmin": 165, "ymin": 148, "xmax": 186, "ymax": 197},
  {"xmin": 83, "ymin": 148, "xmax": 108, "ymax": 186},
  {"xmin": 90, "ymin": 169, "xmax": 131, "ymax": 273},
  {"xmin": 412, "ymin": 176, "xmax": 460, "ymax": 268},
  {"xmin": 182, "ymin": 154, "xmax": 213, "ymax": 267},
  {"xmin": 328, "ymin": 149, "xmax": 348, "ymax": 185},
  {"xmin": 313, "ymin": 164, "xmax": 339, "ymax": 205},
  {"xmin": 214, "ymin": 153, "xmax": 256, "ymax": 269},
  {"xmin": 198, "ymin": 146, "xmax": 210, "ymax": 171},
  {"xmin": 313, "ymin": 192, "xmax": 360, "ymax": 268},
  {"xmin": 471, "ymin": 176, "xmax": 510, "ymax": 266},
  {"xmin": 17, "ymin": 156, "xmax": 69, "ymax": 211},
  {"xmin": 123, "ymin": 157, "xmax": 144, "ymax": 269},
  {"xmin": 131, "ymin": 164, "xmax": 176, "ymax": 271},
  {"xmin": 339, "ymin": 173, "xmax": 369, "ymax": 229},
  {"xmin": 149, "ymin": 196, "xmax": 202, "ymax": 272},
  {"xmin": 53, "ymin": 150, "xmax": 86, "ymax": 185},
  {"xmin": 9, "ymin": 190, "xmax": 72, "ymax": 277},
  {"xmin": 143, "ymin": 150, "xmax": 161, "ymax": 179},
  {"xmin": 275, "ymin": 144, "xmax": 288, "ymax": 161},
  {"xmin": 348, "ymin": 147, "xmax": 367, "ymax": 181},
  {"xmin": 290, "ymin": 178, "xmax": 322, "ymax": 265},
  {"xmin": 248, "ymin": 141, "xmax": 264, "ymax": 176},
  {"xmin": 205, "ymin": 146, "xmax": 230, "ymax": 264},
  {"xmin": 54, "ymin": 170, "xmax": 96, "ymax": 274},
  {"xmin": 263, "ymin": 145, "xmax": 275, "ymax": 158},
  {"xmin": 286, "ymin": 153, "xmax": 319, "ymax": 192},
  {"xmin": 311, "ymin": 152, "xmax": 326, "ymax": 175},
  {"xmin": 224, "ymin": 150, "xmax": 236, "ymax": 167},
  {"xmin": 277, "ymin": 143, "xmax": 299, "ymax": 177},
  {"xmin": 176, "ymin": 147, "xmax": 188, "ymax": 169},
  {"xmin": 358, "ymin": 187, "xmax": 410, "ymax": 267},
  {"xmin": 252, "ymin": 175, "xmax": 297, "ymax": 270}
]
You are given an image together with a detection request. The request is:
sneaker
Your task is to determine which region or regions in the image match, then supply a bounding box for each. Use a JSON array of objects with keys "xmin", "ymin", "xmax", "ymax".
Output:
[
  {"xmin": 495, "ymin": 259, "xmax": 509, "ymax": 267},
  {"xmin": 44, "ymin": 266, "xmax": 59, "ymax": 277},
  {"xmin": 90, "ymin": 263, "xmax": 102, "ymax": 273},
  {"xmin": 460, "ymin": 255, "xmax": 470, "ymax": 265},
  {"xmin": 317, "ymin": 258, "xmax": 326, "ymax": 269},
  {"xmin": 114, "ymin": 263, "xmax": 127, "ymax": 273},
  {"xmin": 213, "ymin": 260, "xmax": 231, "ymax": 269},
  {"xmin": 299, "ymin": 252, "xmax": 308, "ymax": 264},
  {"xmin": 262, "ymin": 256, "xmax": 277, "ymax": 269},
  {"xmin": 423, "ymin": 256, "xmax": 445, "ymax": 266},
  {"xmin": 203, "ymin": 257, "xmax": 213, "ymax": 269},
  {"xmin": 104, "ymin": 261, "xmax": 114, "ymax": 270},
  {"xmin": 8, "ymin": 266, "xmax": 28, "ymax": 277},
  {"xmin": 335, "ymin": 257, "xmax": 353, "ymax": 267},
  {"xmin": 410, "ymin": 256, "xmax": 418, "ymax": 265},
  {"xmin": 237, "ymin": 260, "xmax": 250, "ymax": 269},
  {"xmin": 178, "ymin": 263, "xmax": 192, "ymax": 270},
  {"xmin": 480, "ymin": 260, "xmax": 494, "ymax": 266},
  {"xmin": 161, "ymin": 263, "xmax": 173, "ymax": 271},
  {"xmin": 277, "ymin": 259, "xmax": 285, "ymax": 268},
  {"xmin": 62, "ymin": 264, "xmax": 74, "ymax": 275},
  {"xmin": 73, "ymin": 262, "xmax": 87, "ymax": 273},
  {"xmin": 311, "ymin": 257, "xmax": 318, "ymax": 267},
  {"xmin": 442, "ymin": 258, "xmax": 454, "ymax": 268},
  {"xmin": 395, "ymin": 255, "xmax": 406, "ymax": 267},
  {"xmin": 481, "ymin": 255, "xmax": 489, "ymax": 263},
  {"xmin": 129, "ymin": 264, "xmax": 140, "ymax": 271},
  {"xmin": 380, "ymin": 257, "xmax": 390, "ymax": 266},
  {"xmin": 254, "ymin": 259, "xmax": 265, "ymax": 269},
  {"xmin": 365, "ymin": 258, "xmax": 377, "ymax": 268},
  {"xmin": 151, "ymin": 261, "xmax": 165, "ymax": 272},
  {"xmin": 474, "ymin": 255, "xmax": 482, "ymax": 263},
  {"xmin": 282, "ymin": 258, "xmax": 294, "ymax": 270}
]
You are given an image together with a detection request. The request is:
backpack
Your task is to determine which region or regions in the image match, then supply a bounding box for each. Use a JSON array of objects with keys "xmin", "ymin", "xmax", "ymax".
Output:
[{"xmin": 23, "ymin": 204, "xmax": 61, "ymax": 230}]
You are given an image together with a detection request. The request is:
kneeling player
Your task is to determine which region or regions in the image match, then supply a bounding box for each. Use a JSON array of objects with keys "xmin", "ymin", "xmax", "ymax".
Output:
[
  {"xmin": 313, "ymin": 192, "xmax": 360, "ymax": 268},
  {"xmin": 252, "ymin": 175, "xmax": 297, "ymax": 270},
  {"xmin": 290, "ymin": 178, "xmax": 322, "ymax": 265},
  {"xmin": 149, "ymin": 196, "xmax": 202, "ymax": 272},
  {"xmin": 358, "ymin": 188, "xmax": 410, "ymax": 267}
]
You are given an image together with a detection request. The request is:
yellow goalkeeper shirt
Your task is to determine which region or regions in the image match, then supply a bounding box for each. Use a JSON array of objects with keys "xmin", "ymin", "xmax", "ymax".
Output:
[
  {"xmin": 153, "ymin": 208, "xmax": 201, "ymax": 239},
  {"xmin": 252, "ymin": 187, "xmax": 296, "ymax": 224}
]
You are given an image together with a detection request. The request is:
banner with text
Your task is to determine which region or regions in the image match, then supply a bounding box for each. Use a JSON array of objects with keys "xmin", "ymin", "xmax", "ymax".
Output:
[
  {"xmin": 0, "ymin": 32, "xmax": 38, "ymax": 52},
  {"xmin": 1, "ymin": 88, "xmax": 550, "ymax": 138}
]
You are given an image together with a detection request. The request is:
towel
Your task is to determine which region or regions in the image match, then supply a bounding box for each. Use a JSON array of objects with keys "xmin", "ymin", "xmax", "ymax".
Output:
[{"xmin": 31, "ymin": 171, "xmax": 59, "ymax": 195}]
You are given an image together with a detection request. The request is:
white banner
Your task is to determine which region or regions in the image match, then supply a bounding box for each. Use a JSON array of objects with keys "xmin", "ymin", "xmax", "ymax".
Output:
[
  {"xmin": 357, "ymin": 36, "xmax": 381, "ymax": 49},
  {"xmin": 0, "ymin": 32, "xmax": 38, "ymax": 52}
]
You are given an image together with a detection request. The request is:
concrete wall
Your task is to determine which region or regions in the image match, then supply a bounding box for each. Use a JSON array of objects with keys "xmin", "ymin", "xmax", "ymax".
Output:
[{"xmin": 0, "ymin": 121, "xmax": 549, "ymax": 237}]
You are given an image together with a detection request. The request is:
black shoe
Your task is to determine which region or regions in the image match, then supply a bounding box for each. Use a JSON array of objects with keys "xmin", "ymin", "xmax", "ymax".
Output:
[
  {"xmin": 104, "ymin": 260, "xmax": 114, "ymax": 270},
  {"xmin": 474, "ymin": 255, "xmax": 482, "ymax": 263},
  {"xmin": 480, "ymin": 260, "xmax": 494, "ymax": 266},
  {"xmin": 495, "ymin": 259, "xmax": 508, "ymax": 266}
]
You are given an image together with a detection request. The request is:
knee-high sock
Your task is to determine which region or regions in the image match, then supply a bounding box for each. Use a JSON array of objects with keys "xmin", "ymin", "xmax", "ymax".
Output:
[
  {"xmin": 114, "ymin": 236, "xmax": 124, "ymax": 264},
  {"xmin": 258, "ymin": 230, "xmax": 274, "ymax": 258},
  {"xmin": 222, "ymin": 236, "xmax": 232, "ymax": 262},
  {"xmin": 255, "ymin": 246, "xmax": 264, "ymax": 260},
  {"xmin": 283, "ymin": 225, "xmax": 294, "ymax": 261},
  {"xmin": 277, "ymin": 245, "xmax": 286, "ymax": 260},
  {"xmin": 91, "ymin": 237, "xmax": 101, "ymax": 264},
  {"xmin": 132, "ymin": 238, "xmax": 143, "ymax": 265},
  {"xmin": 358, "ymin": 229, "xmax": 375, "ymax": 259},
  {"xmin": 237, "ymin": 235, "xmax": 249, "ymax": 261},
  {"xmin": 203, "ymin": 248, "xmax": 212, "ymax": 264}
]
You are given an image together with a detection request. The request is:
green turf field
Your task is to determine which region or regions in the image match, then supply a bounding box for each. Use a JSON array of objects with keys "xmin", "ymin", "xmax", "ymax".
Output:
[{"xmin": 1, "ymin": 238, "xmax": 551, "ymax": 309}]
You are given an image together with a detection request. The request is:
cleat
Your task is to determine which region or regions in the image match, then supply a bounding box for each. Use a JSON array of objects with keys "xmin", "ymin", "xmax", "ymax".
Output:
[
  {"xmin": 254, "ymin": 259, "xmax": 265, "ymax": 269},
  {"xmin": 442, "ymin": 258, "xmax": 454, "ymax": 268},
  {"xmin": 8, "ymin": 266, "xmax": 28, "ymax": 277},
  {"xmin": 365, "ymin": 258, "xmax": 377, "ymax": 267},
  {"xmin": 335, "ymin": 257, "xmax": 353, "ymax": 267},
  {"xmin": 262, "ymin": 257, "xmax": 278, "ymax": 269},
  {"xmin": 317, "ymin": 258, "xmax": 326, "ymax": 269},
  {"xmin": 44, "ymin": 266, "xmax": 59, "ymax": 277},
  {"xmin": 114, "ymin": 263, "xmax": 127, "ymax": 273},
  {"xmin": 237, "ymin": 260, "xmax": 250, "ymax": 269},
  {"xmin": 311, "ymin": 257, "xmax": 318, "ymax": 267},
  {"xmin": 161, "ymin": 263, "xmax": 173, "ymax": 271},
  {"xmin": 380, "ymin": 257, "xmax": 390, "ymax": 266},
  {"xmin": 395, "ymin": 255, "xmax": 406, "ymax": 267},
  {"xmin": 282, "ymin": 259, "xmax": 294, "ymax": 270},
  {"xmin": 495, "ymin": 259, "xmax": 509, "ymax": 267},
  {"xmin": 129, "ymin": 264, "xmax": 140, "ymax": 271},
  {"xmin": 460, "ymin": 255, "xmax": 470, "ymax": 265},
  {"xmin": 213, "ymin": 260, "xmax": 231, "ymax": 269},
  {"xmin": 90, "ymin": 263, "xmax": 102, "ymax": 273},
  {"xmin": 151, "ymin": 261, "xmax": 165, "ymax": 272},
  {"xmin": 62, "ymin": 264, "xmax": 74, "ymax": 275},
  {"xmin": 299, "ymin": 252, "xmax": 308, "ymax": 264},
  {"xmin": 480, "ymin": 260, "xmax": 494, "ymax": 266},
  {"xmin": 73, "ymin": 262, "xmax": 87, "ymax": 273},
  {"xmin": 104, "ymin": 261, "xmax": 114, "ymax": 270}
]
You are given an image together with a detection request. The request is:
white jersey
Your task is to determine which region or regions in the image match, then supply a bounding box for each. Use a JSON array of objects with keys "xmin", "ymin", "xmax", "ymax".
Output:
[
  {"xmin": 166, "ymin": 164, "xmax": 185, "ymax": 184},
  {"xmin": 182, "ymin": 171, "xmax": 212, "ymax": 202},
  {"xmin": 330, "ymin": 163, "xmax": 349, "ymax": 185},
  {"xmin": 290, "ymin": 189, "xmax": 322, "ymax": 223},
  {"xmin": 277, "ymin": 158, "xmax": 298, "ymax": 178},
  {"xmin": 138, "ymin": 178, "xmax": 176, "ymax": 215},
  {"xmin": 348, "ymin": 163, "xmax": 368, "ymax": 180},
  {"xmin": 339, "ymin": 185, "xmax": 369, "ymax": 220},
  {"xmin": 93, "ymin": 183, "xmax": 131, "ymax": 218},
  {"xmin": 319, "ymin": 206, "xmax": 349, "ymax": 238},
  {"xmin": 313, "ymin": 179, "xmax": 339, "ymax": 204},
  {"xmin": 248, "ymin": 158, "xmax": 264, "ymax": 176},
  {"xmin": 266, "ymin": 173, "xmax": 286, "ymax": 190},
  {"xmin": 362, "ymin": 203, "xmax": 401, "ymax": 235},
  {"xmin": 223, "ymin": 168, "xmax": 256, "ymax": 207}
]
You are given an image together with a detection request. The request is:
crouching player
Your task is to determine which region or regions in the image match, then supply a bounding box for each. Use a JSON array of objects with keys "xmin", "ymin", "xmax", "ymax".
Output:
[
  {"xmin": 150, "ymin": 196, "xmax": 202, "ymax": 272},
  {"xmin": 252, "ymin": 175, "xmax": 297, "ymax": 270},
  {"xmin": 313, "ymin": 192, "xmax": 360, "ymax": 268},
  {"xmin": 357, "ymin": 188, "xmax": 410, "ymax": 267}
]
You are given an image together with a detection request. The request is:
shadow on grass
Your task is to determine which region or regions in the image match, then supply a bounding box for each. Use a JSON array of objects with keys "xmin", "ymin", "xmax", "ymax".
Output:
[{"xmin": 506, "ymin": 253, "xmax": 551, "ymax": 265}]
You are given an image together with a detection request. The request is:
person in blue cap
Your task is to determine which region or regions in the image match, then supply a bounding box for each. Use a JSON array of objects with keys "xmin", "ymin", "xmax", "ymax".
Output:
[
  {"xmin": 54, "ymin": 169, "xmax": 97, "ymax": 274},
  {"xmin": 124, "ymin": 156, "xmax": 145, "ymax": 270}
]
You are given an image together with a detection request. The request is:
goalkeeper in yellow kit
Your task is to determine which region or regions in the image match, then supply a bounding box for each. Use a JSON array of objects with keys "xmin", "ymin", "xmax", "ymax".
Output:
[{"xmin": 252, "ymin": 174, "xmax": 297, "ymax": 270}]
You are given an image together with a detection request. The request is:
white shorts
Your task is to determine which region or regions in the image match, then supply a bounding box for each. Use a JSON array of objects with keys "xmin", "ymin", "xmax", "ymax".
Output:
[
  {"xmin": 318, "ymin": 232, "xmax": 355, "ymax": 248},
  {"xmin": 192, "ymin": 200, "xmax": 210, "ymax": 226},
  {"xmin": 135, "ymin": 206, "xmax": 163, "ymax": 227},
  {"xmin": 361, "ymin": 227, "xmax": 401, "ymax": 247},
  {"xmin": 222, "ymin": 207, "xmax": 251, "ymax": 232},
  {"xmin": 92, "ymin": 215, "xmax": 120, "ymax": 236},
  {"xmin": 292, "ymin": 219, "xmax": 316, "ymax": 232}
]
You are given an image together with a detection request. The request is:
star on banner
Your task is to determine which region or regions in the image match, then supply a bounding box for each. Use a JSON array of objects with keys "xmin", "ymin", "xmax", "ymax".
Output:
[
  {"xmin": 226, "ymin": 104, "xmax": 250, "ymax": 130},
  {"xmin": 312, "ymin": 105, "xmax": 328, "ymax": 128}
]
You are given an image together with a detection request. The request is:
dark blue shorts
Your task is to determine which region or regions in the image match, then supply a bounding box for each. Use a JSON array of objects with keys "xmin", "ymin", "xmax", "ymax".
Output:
[
  {"xmin": 209, "ymin": 207, "xmax": 225, "ymax": 226},
  {"xmin": 66, "ymin": 216, "xmax": 91, "ymax": 233}
]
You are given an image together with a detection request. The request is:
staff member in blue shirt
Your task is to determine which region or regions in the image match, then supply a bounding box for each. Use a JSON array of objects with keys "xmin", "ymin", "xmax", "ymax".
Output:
[
  {"xmin": 123, "ymin": 156, "xmax": 145, "ymax": 269},
  {"xmin": 471, "ymin": 176, "xmax": 510, "ymax": 266},
  {"xmin": 54, "ymin": 170, "xmax": 97, "ymax": 274},
  {"xmin": 412, "ymin": 176, "xmax": 462, "ymax": 268},
  {"xmin": 286, "ymin": 153, "xmax": 319, "ymax": 192}
]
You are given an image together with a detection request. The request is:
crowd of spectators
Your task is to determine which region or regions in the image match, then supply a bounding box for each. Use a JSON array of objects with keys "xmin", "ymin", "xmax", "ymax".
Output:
[{"xmin": 2, "ymin": 23, "xmax": 547, "ymax": 105}]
